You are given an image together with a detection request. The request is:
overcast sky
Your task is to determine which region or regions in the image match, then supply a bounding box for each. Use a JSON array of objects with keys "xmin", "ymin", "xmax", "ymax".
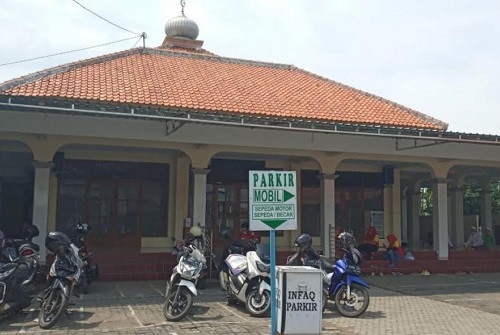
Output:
[{"xmin": 1, "ymin": 0, "xmax": 499, "ymax": 135}]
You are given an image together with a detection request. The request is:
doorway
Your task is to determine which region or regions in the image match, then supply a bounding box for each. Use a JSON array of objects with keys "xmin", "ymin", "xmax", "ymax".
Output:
[{"xmin": 206, "ymin": 183, "xmax": 249, "ymax": 264}]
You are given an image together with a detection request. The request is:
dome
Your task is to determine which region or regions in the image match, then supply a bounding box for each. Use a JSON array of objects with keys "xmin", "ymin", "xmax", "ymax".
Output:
[{"xmin": 165, "ymin": 15, "xmax": 199, "ymax": 40}]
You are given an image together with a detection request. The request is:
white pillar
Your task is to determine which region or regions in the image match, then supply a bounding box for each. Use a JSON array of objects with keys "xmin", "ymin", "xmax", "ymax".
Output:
[
  {"xmin": 410, "ymin": 191, "xmax": 421, "ymax": 250},
  {"xmin": 319, "ymin": 173, "xmax": 337, "ymax": 258},
  {"xmin": 383, "ymin": 185, "xmax": 393, "ymax": 237},
  {"xmin": 32, "ymin": 161, "xmax": 52, "ymax": 264},
  {"xmin": 480, "ymin": 184, "xmax": 493, "ymax": 231},
  {"xmin": 434, "ymin": 178, "xmax": 449, "ymax": 260},
  {"xmin": 401, "ymin": 189, "xmax": 408, "ymax": 242},
  {"xmin": 450, "ymin": 185, "xmax": 465, "ymax": 248},
  {"xmin": 191, "ymin": 168, "xmax": 209, "ymax": 228},
  {"xmin": 391, "ymin": 170, "xmax": 402, "ymax": 238}
]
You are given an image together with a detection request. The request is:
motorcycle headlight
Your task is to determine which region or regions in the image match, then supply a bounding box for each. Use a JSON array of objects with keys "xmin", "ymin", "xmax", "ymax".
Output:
[
  {"xmin": 179, "ymin": 256, "xmax": 203, "ymax": 279},
  {"xmin": 179, "ymin": 262, "xmax": 197, "ymax": 279},
  {"xmin": 0, "ymin": 267, "xmax": 16, "ymax": 280}
]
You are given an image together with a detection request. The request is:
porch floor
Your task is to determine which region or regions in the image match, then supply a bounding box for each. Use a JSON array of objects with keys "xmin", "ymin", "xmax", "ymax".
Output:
[
  {"xmin": 89, "ymin": 249, "xmax": 500, "ymax": 281},
  {"xmin": 360, "ymin": 249, "xmax": 500, "ymax": 275}
]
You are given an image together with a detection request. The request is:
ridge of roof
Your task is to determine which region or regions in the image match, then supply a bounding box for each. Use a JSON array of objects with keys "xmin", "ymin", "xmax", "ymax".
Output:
[
  {"xmin": 291, "ymin": 66, "xmax": 449, "ymax": 131},
  {"xmin": 145, "ymin": 47, "xmax": 295, "ymax": 70}
]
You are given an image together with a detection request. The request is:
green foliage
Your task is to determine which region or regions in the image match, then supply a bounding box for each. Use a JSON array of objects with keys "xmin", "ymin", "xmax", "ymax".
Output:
[
  {"xmin": 419, "ymin": 182, "xmax": 500, "ymax": 216},
  {"xmin": 463, "ymin": 182, "xmax": 500, "ymax": 215},
  {"xmin": 420, "ymin": 187, "xmax": 433, "ymax": 216}
]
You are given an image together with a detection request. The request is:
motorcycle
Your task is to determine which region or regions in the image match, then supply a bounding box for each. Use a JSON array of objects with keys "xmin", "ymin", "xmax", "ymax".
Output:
[
  {"xmin": 38, "ymin": 232, "xmax": 83, "ymax": 329},
  {"xmin": 288, "ymin": 232, "xmax": 370, "ymax": 318},
  {"xmin": 1, "ymin": 224, "xmax": 40, "ymax": 263},
  {"xmin": 0, "ymin": 252, "xmax": 40, "ymax": 318},
  {"xmin": 224, "ymin": 243, "xmax": 271, "ymax": 317},
  {"xmin": 69, "ymin": 220, "xmax": 98, "ymax": 294},
  {"xmin": 218, "ymin": 237, "xmax": 257, "ymax": 291},
  {"xmin": 163, "ymin": 234, "xmax": 207, "ymax": 321}
]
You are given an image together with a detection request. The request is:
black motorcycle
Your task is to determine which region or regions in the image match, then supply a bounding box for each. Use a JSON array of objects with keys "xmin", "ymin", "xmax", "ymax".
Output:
[
  {"xmin": 38, "ymin": 231, "xmax": 83, "ymax": 329},
  {"xmin": 1, "ymin": 224, "xmax": 40, "ymax": 263},
  {"xmin": 69, "ymin": 220, "xmax": 98, "ymax": 294},
  {"xmin": 0, "ymin": 255, "xmax": 40, "ymax": 318}
]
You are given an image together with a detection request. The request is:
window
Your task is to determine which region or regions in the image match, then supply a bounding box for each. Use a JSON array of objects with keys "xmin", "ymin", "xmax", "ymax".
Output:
[{"xmin": 56, "ymin": 160, "xmax": 169, "ymax": 242}]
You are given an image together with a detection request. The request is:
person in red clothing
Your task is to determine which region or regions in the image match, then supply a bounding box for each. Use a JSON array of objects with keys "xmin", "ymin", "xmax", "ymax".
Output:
[
  {"xmin": 240, "ymin": 221, "xmax": 260, "ymax": 244},
  {"xmin": 357, "ymin": 226, "xmax": 380, "ymax": 260},
  {"xmin": 383, "ymin": 234, "xmax": 404, "ymax": 267}
]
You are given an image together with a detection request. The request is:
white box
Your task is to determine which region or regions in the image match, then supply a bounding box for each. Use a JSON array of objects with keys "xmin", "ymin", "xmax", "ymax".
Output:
[{"xmin": 276, "ymin": 266, "xmax": 323, "ymax": 335}]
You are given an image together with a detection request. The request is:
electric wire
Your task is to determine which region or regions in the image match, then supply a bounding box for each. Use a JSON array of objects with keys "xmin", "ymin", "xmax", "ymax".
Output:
[
  {"xmin": 0, "ymin": 36, "xmax": 138, "ymax": 67},
  {"xmin": 71, "ymin": 0, "xmax": 142, "ymax": 36},
  {"xmin": 131, "ymin": 36, "xmax": 143, "ymax": 48}
]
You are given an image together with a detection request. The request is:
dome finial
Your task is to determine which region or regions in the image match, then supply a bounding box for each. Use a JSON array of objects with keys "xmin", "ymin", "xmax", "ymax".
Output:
[
  {"xmin": 180, "ymin": 0, "xmax": 185, "ymax": 15},
  {"xmin": 160, "ymin": 0, "xmax": 204, "ymax": 49}
]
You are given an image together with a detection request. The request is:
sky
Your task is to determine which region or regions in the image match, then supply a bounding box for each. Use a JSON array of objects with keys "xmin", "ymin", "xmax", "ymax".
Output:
[{"xmin": 1, "ymin": 0, "xmax": 499, "ymax": 135}]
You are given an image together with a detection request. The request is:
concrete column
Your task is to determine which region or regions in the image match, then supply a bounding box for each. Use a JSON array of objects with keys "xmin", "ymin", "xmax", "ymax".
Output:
[
  {"xmin": 383, "ymin": 186, "xmax": 392, "ymax": 238},
  {"xmin": 191, "ymin": 168, "xmax": 210, "ymax": 228},
  {"xmin": 391, "ymin": 170, "xmax": 402, "ymax": 238},
  {"xmin": 401, "ymin": 188, "xmax": 408, "ymax": 242},
  {"xmin": 480, "ymin": 183, "xmax": 493, "ymax": 231},
  {"xmin": 173, "ymin": 157, "xmax": 190, "ymax": 239},
  {"xmin": 450, "ymin": 186, "xmax": 465, "ymax": 248},
  {"xmin": 32, "ymin": 161, "xmax": 53, "ymax": 264},
  {"xmin": 319, "ymin": 173, "xmax": 338, "ymax": 258},
  {"xmin": 433, "ymin": 178, "xmax": 449, "ymax": 260},
  {"xmin": 409, "ymin": 191, "xmax": 421, "ymax": 250}
]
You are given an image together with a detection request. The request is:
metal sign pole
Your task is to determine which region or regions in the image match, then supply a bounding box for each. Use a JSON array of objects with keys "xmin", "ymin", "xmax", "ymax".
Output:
[{"xmin": 270, "ymin": 229, "xmax": 277, "ymax": 335}]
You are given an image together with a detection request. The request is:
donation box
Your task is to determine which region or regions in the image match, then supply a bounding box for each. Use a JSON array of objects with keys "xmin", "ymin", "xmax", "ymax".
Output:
[{"xmin": 276, "ymin": 266, "xmax": 323, "ymax": 335}]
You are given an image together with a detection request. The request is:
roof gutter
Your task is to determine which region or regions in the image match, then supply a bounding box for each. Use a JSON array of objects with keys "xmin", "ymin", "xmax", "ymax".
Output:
[{"xmin": 1, "ymin": 100, "xmax": 499, "ymax": 147}]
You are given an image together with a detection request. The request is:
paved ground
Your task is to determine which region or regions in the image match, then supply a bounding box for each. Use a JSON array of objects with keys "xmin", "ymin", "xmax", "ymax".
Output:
[{"xmin": 1, "ymin": 273, "xmax": 500, "ymax": 334}]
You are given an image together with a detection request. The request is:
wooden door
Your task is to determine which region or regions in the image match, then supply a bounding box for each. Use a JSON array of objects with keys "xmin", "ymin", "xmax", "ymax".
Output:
[
  {"xmin": 86, "ymin": 181, "xmax": 141, "ymax": 251},
  {"xmin": 208, "ymin": 183, "xmax": 249, "ymax": 264}
]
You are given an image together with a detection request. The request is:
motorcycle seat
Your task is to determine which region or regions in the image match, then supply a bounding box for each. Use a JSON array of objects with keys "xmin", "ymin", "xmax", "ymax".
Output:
[{"xmin": 320, "ymin": 256, "xmax": 336, "ymax": 271}]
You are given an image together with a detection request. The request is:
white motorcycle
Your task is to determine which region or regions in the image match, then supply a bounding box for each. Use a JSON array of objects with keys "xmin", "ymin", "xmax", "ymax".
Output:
[
  {"xmin": 163, "ymin": 236, "xmax": 207, "ymax": 321},
  {"xmin": 223, "ymin": 243, "xmax": 271, "ymax": 317}
]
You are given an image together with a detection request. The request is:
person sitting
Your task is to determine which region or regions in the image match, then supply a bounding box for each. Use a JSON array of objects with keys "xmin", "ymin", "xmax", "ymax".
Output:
[
  {"xmin": 483, "ymin": 227, "xmax": 496, "ymax": 250},
  {"xmin": 383, "ymin": 234, "xmax": 405, "ymax": 267},
  {"xmin": 464, "ymin": 226, "xmax": 484, "ymax": 249},
  {"xmin": 357, "ymin": 226, "xmax": 379, "ymax": 260},
  {"xmin": 240, "ymin": 221, "xmax": 260, "ymax": 244}
]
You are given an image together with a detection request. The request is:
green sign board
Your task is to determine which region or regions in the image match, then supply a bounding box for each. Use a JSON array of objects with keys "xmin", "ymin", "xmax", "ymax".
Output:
[{"xmin": 249, "ymin": 170, "xmax": 298, "ymax": 231}]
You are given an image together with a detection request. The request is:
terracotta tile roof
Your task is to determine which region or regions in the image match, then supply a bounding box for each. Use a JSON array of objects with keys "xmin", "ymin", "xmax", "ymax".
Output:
[{"xmin": 0, "ymin": 47, "xmax": 447, "ymax": 130}]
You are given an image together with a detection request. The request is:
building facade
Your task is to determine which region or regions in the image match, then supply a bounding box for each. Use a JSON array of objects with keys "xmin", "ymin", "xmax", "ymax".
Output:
[{"xmin": 1, "ymin": 8, "xmax": 499, "ymax": 279}]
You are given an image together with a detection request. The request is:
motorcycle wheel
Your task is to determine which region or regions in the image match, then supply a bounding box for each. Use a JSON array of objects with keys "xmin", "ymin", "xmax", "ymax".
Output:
[
  {"xmin": 334, "ymin": 283, "xmax": 369, "ymax": 318},
  {"xmin": 38, "ymin": 288, "xmax": 67, "ymax": 329},
  {"xmin": 81, "ymin": 273, "xmax": 90, "ymax": 295},
  {"xmin": 246, "ymin": 288, "xmax": 271, "ymax": 317},
  {"xmin": 322, "ymin": 288, "xmax": 328, "ymax": 312},
  {"xmin": 163, "ymin": 287, "xmax": 193, "ymax": 321}
]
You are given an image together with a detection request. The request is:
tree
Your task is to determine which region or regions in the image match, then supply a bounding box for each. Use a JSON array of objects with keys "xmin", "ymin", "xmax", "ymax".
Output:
[{"xmin": 420, "ymin": 187, "xmax": 433, "ymax": 216}]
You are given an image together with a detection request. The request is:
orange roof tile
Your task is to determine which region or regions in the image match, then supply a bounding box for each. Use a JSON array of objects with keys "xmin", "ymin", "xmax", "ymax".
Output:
[{"xmin": 0, "ymin": 47, "xmax": 447, "ymax": 130}]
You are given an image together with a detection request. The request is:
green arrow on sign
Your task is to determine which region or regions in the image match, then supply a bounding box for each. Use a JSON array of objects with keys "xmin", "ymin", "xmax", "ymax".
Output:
[
  {"xmin": 261, "ymin": 219, "xmax": 287, "ymax": 229},
  {"xmin": 283, "ymin": 190, "xmax": 295, "ymax": 202}
]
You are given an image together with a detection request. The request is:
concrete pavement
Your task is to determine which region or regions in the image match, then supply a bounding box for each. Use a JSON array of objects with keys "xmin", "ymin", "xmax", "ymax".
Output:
[{"xmin": 1, "ymin": 273, "xmax": 500, "ymax": 334}]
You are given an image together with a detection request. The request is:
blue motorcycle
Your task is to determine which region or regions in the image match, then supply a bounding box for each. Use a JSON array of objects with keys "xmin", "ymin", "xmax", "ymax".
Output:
[
  {"xmin": 288, "ymin": 232, "xmax": 369, "ymax": 318},
  {"xmin": 323, "ymin": 239, "xmax": 370, "ymax": 318}
]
